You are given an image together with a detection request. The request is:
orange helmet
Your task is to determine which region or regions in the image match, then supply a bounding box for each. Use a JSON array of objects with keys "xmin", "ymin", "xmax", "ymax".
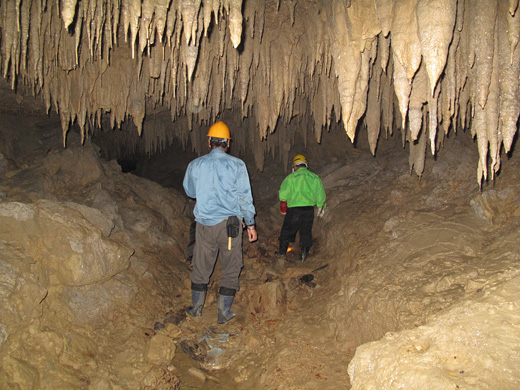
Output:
[{"xmin": 207, "ymin": 121, "xmax": 231, "ymax": 139}]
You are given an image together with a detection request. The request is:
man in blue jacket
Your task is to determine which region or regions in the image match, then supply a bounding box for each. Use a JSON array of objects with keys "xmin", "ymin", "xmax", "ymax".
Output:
[{"xmin": 183, "ymin": 121, "xmax": 257, "ymax": 324}]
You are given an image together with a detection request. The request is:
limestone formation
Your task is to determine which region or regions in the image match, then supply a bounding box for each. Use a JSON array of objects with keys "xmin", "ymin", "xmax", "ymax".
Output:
[{"xmin": 1, "ymin": 0, "xmax": 519, "ymax": 185}]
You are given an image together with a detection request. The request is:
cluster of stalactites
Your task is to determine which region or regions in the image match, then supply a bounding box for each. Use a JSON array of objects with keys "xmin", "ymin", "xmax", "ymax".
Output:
[
  {"xmin": 1, "ymin": 0, "xmax": 520, "ymax": 186},
  {"xmin": 332, "ymin": 0, "xmax": 520, "ymax": 187},
  {"xmin": 0, "ymin": 0, "xmax": 243, "ymax": 144}
]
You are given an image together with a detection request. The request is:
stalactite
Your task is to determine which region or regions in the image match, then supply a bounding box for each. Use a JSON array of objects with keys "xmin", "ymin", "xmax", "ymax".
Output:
[
  {"xmin": 471, "ymin": 0, "xmax": 498, "ymax": 109},
  {"xmin": 499, "ymin": 3, "xmax": 520, "ymax": 154},
  {"xmin": 28, "ymin": 0, "xmax": 42, "ymax": 91},
  {"xmin": 333, "ymin": 0, "xmax": 361, "ymax": 143},
  {"xmin": 154, "ymin": 0, "xmax": 169, "ymax": 43},
  {"xmin": 61, "ymin": 0, "xmax": 77, "ymax": 29},
  {"xmin": 379, "ymin": 34, "xmax": 390, "ymax": 73},
  {"xmin": 427, "ymin": 83, "xmax": 440, "ymax": 155},
  {"xmin": 380, "ymin": 57, "xmax": 394, "ymax": 139},
  {"xmin": 129, "ymin": 0, "xmax": 142, "ymax": 59},
  {"xmin": 458, "ymin": 86, "xmax": 470, "ymax": 133},
  {"xmin": 347, "ymin": 43, "xmax": 376, "ymax": 143},
  {"xmin": 391, "ymin": 0, "xmax": 422, "ymax": 81},
  {"xmin": 440, "ymin": 28, "xmax": 460, "ymax": 136},
  {"xmin": 343, "ymin": 0, "xmax": 381, "ymax": 143},
  {"xmin": 474, "ymin": 103, "xmax": 488, "ymax": 186},
  {"xmin": 121, "ymin": 0, "xmax": 130, "ymax": 42},
  {"xmin": 227, "ymin": 0, "xmax": 243, "ymax": 48},
  {"xmin": 2, "ymin": 1, "xmax": 17, "ymax": 82},
  {"xmin": 416, "ymin": 0, "xmax": 456, "ymax": 97},
  {"xmin": 0, "ymin": 0, "xmax": 519, "ymax": 182},
  {"xmin": 366, "ymin": 57, "xmax": 382, "ymax": 155},
  {"xmin": 393, "ymin": 53, "xmax": 412, "ymax": 130},
  {"xmin": 139, "ymin": 0, "xmax": 154, "ymax": 54},
  {"xmin": 375, "ymin": 0, "xmax": 394, "ymax": 37},
  {"xmin": 409, "ymin": 64, "xmax": 428, "ymax": 142},
  {"xmin": 112, "ymin": 0, "xmax": 120, "ymax": 45},
  {"xmin": 19, "ymin": 0, "xmax": 31, "ymax": 73},
  {"xmin": 408, "ymin": 110, "xmax": 428, "ymax": 177},
  {"xmin": 58, "ymin": 19, "xmax": 77, "ymax": 72},
  {"xmin": 347, "ymin": 0, "xmax": 382, "ymax": 50},
  {"xmin": 74, "ymin": 9, "xmax": 83, "ymax": 66},
  {"xmin": 486, "ymin": 28, "xmax": 500, "ymax": 181}
]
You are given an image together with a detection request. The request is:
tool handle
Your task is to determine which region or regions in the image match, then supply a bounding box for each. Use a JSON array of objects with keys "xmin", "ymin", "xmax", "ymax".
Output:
[{"xmin": 228, "ymin": 237, "xmax": 231, "ymax": 250}]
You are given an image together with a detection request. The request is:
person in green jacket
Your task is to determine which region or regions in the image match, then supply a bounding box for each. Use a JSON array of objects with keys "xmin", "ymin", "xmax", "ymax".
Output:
[{"xmin": 276, "ymin": 154, "xmax": 326, "ymax": 261}]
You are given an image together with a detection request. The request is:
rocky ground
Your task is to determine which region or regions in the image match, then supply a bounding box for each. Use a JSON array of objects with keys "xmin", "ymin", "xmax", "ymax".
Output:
[{"xmin": 1, "ymin": 102, "xmax": 519, "ymax": 389}]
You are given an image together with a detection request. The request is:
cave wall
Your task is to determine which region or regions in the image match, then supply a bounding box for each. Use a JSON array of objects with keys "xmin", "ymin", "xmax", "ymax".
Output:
[{"xmin": 1, "ymin": 0, "xmax": 519, "ymax": 184}]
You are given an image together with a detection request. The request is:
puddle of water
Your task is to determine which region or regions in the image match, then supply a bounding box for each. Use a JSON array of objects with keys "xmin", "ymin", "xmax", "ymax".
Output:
[{"xmin": 172, "ymin": 345, "xmax": 240, "ymax": 389}]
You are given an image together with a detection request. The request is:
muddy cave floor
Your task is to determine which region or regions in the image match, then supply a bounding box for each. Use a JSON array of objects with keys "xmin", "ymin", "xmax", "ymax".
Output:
[
  {"xmin": 140, "ymin": 131, "xmax": 361, "ymax": 389},
  {"xmin": 130, "ymin": 127, "xmax": 520, "ymax": 389},
  {"xmin": 3, "ymin": 109, "xmax": 518, "ymax": 389}
]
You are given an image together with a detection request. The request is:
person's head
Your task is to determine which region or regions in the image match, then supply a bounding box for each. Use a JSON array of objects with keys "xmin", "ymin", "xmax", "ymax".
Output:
[
  {"xmin": 292, "ymin": 154, "xmax": 308, "ymax": 171},
  {"xmin": 207, "ymin": 121, "xmax": 231, "ymax": 150}
]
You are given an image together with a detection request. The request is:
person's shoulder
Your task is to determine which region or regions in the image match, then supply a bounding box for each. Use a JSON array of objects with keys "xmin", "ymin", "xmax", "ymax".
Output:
[
  {"xmin": 306, "ymin": 169, "xmax": 322, "ymax": 180},
  {"xmin": 224, "ymin": 153, "xmax": 247, "ymax": 166}
]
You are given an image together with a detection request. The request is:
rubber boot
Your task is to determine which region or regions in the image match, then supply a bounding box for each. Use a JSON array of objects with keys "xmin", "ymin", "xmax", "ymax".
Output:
[
  {"xmin": 217, "ymin": 287, "xmax": 236, "ymax": 324},
  {"xmin": 300, "ymin": 247, "xmax": 310, "ymax": 262},
  {"xmin": 275, "ymin": 240, "xmax": 289, "ymax": 256},
  {"xmin": 186, "ymin": 282, "xmax": 207, "ymax": 317}
]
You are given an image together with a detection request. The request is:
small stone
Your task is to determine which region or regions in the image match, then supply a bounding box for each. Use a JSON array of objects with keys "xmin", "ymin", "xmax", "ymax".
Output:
[
  {"xmin": 145, "ymin": 334, "xmax": 176, "ymax": 364},
  {"xmin": 188, "ymin": 367, "xmax": 207, "ymax": 382}
]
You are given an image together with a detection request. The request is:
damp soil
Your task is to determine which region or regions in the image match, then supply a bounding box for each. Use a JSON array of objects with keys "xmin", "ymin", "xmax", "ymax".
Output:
[
  {"xmin": 139, "ymin": 126, "xmax": 520, "ymax": 389},
  {"xmin": 2, "ymin": 106, "xmax": 518, "ymax": 389}
]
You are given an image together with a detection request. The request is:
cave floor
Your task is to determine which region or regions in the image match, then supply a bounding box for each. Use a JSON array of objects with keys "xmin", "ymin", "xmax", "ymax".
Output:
[
  {"xmin": 2, "ymin": 112, "xmax": 519, "ymax": 389},
  {"xmin": 146, "ymin": 128, "xmax": 520, "ymax": 389}
]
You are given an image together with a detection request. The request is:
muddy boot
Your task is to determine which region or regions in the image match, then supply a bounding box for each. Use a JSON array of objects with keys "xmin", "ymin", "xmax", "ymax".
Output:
[
  {"xmin": 186, "ymin": 282, "xmax": 207, "ymax": 317},
  {"xmin": 275, "ymin": 240, "xmax": 289, "ymax": 256},
  {"xmin": 217, "ymin": 287, "xmax": 236, "ymax": 324},
  {"xmin": 300, "ymin": 247, "xmax": 310, "ymax": 262}
]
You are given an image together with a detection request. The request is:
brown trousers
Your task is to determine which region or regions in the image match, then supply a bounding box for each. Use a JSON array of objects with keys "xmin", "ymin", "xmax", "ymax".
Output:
[{"xmin": 190, "ymin": 219, "xmax": 244, "ymax": 290}]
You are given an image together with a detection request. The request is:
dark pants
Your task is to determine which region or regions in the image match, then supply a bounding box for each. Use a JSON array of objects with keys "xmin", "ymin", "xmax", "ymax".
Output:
[
  {"xmin": 278, "ymin": 206, "xmax": 314, "ymax": 248},
  {"xmin": 187, "ymin": 220, "xmax": 197, "ymax": 256},
  {"xmin": 190, "ymin": 219, "xmax": 244, "ymax": 290}
]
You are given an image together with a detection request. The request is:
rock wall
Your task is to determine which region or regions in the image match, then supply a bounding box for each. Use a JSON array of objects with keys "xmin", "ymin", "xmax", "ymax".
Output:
[{"xmin": 0, "ymin": 120, "xmax": 190, "ymax": 389}]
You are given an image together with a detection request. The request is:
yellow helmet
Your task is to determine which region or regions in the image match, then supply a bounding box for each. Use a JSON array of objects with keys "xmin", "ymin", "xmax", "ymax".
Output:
[
  {"xmin": 207, "ymin": 121, "xmax": 231, "ymax": 139},
  {"xmin": 292, "ymin": 154, "xmax": 307, "ymax": 166}
]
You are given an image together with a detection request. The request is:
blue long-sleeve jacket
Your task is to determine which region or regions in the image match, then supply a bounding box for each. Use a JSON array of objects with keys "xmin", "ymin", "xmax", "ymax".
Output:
[{"xmin": 183, "ymin": 148, "xmax": 256, "ymax": 226}]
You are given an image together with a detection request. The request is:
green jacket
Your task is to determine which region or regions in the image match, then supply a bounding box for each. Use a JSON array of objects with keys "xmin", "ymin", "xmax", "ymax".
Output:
[{"xmin": 279, "ymin": 167, "xmax": 326, "ymax": 209}]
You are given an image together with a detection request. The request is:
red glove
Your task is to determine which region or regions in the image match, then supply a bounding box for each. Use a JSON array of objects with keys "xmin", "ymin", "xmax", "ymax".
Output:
[{"xmin": 280, "ymin": 201, "xmax": 287, "ymax": 214}]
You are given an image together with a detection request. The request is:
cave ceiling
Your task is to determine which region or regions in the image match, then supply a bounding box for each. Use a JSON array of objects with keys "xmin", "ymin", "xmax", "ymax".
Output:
[{"xmin": 1, "ymin": 0, "xmax": 519, "ymax": 185}]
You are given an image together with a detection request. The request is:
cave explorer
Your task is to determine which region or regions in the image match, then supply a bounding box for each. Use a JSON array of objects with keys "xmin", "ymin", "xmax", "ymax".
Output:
[
  {"xmin": 182, "ymin": 121, "xmax": 257, "ymax": 324},
  {"xmin": 276, "ymin": 154, "xmax": 326, "ymax": 262}
]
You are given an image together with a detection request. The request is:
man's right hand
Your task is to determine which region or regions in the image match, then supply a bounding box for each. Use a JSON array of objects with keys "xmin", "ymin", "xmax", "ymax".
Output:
[{"xmin": 247, "ymin": 226, "xmax": 258, "ymax": 242}]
